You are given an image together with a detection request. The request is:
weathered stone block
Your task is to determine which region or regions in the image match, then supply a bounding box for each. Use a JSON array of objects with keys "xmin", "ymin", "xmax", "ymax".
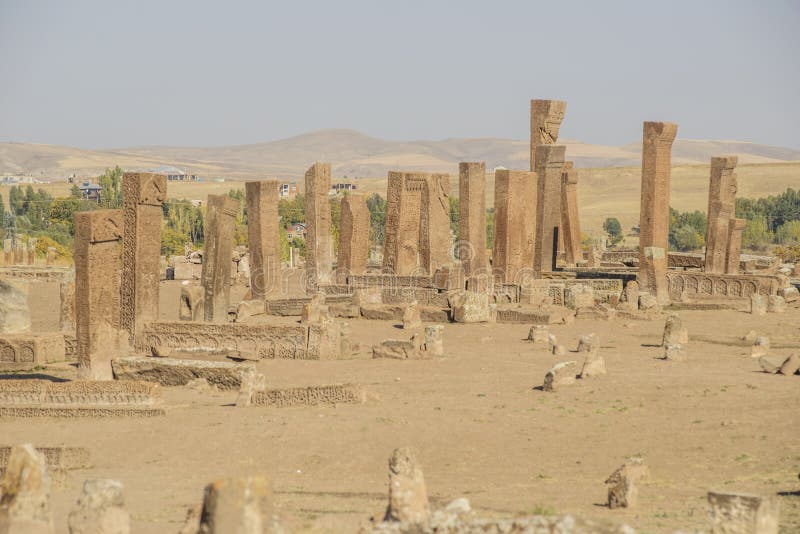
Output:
[
  {"xmin": 402, "ymin": 301, "xmax": 422, "ymax": 329},
  {"xmin": 543, "ymin": 361, "xmax": 576, "ymax": 392},
  {"xmin": 0, "ymin": 333, "xmax": 65, "ymax": 370},
  {"xmin": 707, "ymin": 492, "xmax": 779, "ymax": 534},
  {"xmin": 0, "ymin": 444, "xmax": 53, "ymax": 534},
  {"xmin": 111, "ymin": 357, "xmax": 255, "ymax": 390},
  {"xmin": 451, "ymin": 291, "xmax": 495, "ymax": 323},
  {"xmin": 662, "ymin": 314, "xmax": 688, "ymax": 346},
  {"xmin": 750, "ymin": 294, "xmax": 767, "ymax": 316},
  {"xmin": 0, "ymin": 279, "xmax": 30, "ymax": 334},
  {"xmin": 198, "ymin": 476, "xmax": 272, "ymax": 534},
  {"xmin": 68, "ymin": 479, "xmax": 130, "ymax": 534},
  {"xmin": 384, "ymin": 447, "xmax": 430, "ymax": 524}
]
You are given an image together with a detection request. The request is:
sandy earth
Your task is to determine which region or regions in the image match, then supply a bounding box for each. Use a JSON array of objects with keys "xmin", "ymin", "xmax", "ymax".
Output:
[{"xmin": 2, "ymin": 282, "xmax": 800, "ymax": 533}]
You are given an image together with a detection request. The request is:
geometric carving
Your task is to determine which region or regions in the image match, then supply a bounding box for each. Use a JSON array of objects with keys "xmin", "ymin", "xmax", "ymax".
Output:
[
  {"xmin": 725, "ymin": 218, "xmax": 746, "ymax": 275},
  {"xmin": 666, "ymin": 272, "xmax": 785, "ymax": 301},
  {"xmin": 245, "ymin": 180, "xmax": 281, "ymax": 299},
  {"xmin": 458, "ymin": 162, "xmax": 487, "ymax": 278},
  {"xmin": 305, "ymin": 162, "xmax": 333, "ymax": 290},
  {"xmin": 560, "ymin": 162, "xmax": 582, "ymax": 266},
  {"xmin": 533, "ymin": 145, "xmax": 566, "ymax": 274},
  {"xmin": 638, "ymin": 121, "xmax": 678, "ymax": 302},
  {"xmin": 704, "ymin": 156, "xmax": 738, "ymax": 274},
  {"xmin": 337, "ymin": 193, "xmax": 370, "ymax": 280},
  {"xmin": 202, "ymin": 195, "xmax": 238, "ymax": 322},
  {"xmin": 530, "ymin": 99, "xmax": 567, "ymax": 171},
  {"xmin": 493, "ymin": 170, "xmax": 536, "ymax": 284},
  {"xmin": 121, "ymin": 172, "xmax": 166, "ymax": 341}
]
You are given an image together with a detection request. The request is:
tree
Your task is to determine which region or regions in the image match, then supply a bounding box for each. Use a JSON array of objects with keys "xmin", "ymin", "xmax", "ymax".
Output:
[
  {"xmin": 603, "ymin": 217, "xmax": 623, "ymax": 245},
  {"xmin": 366, "ymin": 193, "xmax": 386, "ymax": 248},
  {"xmin": 669, "ymin": 207, "xmax": 706, "ymax": 251},
  {"xmin": 449, "ymin": 196, "xmax": 460, "ymax": 239},
  {"xmin": 673, "ymin": 224, "xmax": 704, "ymax": 251},
  {"xmin": 98, "ymin": 166, "xmax": 123, "ymax": 208},
  {"xmin": 743, "ymin": 216, "xmax": 772, "ymax": 251},
  {"xmin": 775, "ymin": 220, "xmax": 800, "ymax": 245},
  {"xmin": 329, "ymin": 196, "xmax": 341, "ymax": 254}
]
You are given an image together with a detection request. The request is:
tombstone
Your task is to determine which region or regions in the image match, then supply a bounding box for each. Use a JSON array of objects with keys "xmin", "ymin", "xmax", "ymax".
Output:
[
  {"xmin": 527, "ymin": 325, "xmax": 549, "ymax": 345},
  {"xmin": 605, "ymin": 458, "xmax": 648, "ymax": 509},
  {"xmin": 707, "ymin": 492, "xmax": 779, "ymax": 534},
  {"xmin": 492, "ymin": 169, "xmax": 536, "ymax": 284},
  {"xmin": 14, "ymin": 241, "xmax": 24, "ymax": 265},
  {"xmin": 530, "ymin": 99, "xmax": 567, "ymax": 171},
  {"xmin": 402, "ymin": 301, "xmax": 422, "ymax": 329},
  {"xmin": 543, "ymin": 361, "xmax": 577, "ymax": 392},
  {"xmin": 45, "ymin": 246, "xmax": 56, "ymax": 266},
  {"xmin": 423, "ymin": 325, "xmax": 444, "ymax": 356},
  {"xmin": 74, "ymin": 209, "xmax": 124, "ymax": 380},
  {"xmin": 26, "ymin": 238, "xmax": 36, "ymax": 265},
  {"xmin": 638, "ymin": 121, "xmax": 678, "ymax": 303},
  {"xmin": 384, "ymin": 447, "xmax": 430, "ymax": 523},
  {"xmin": 704, "ymin": 156, "xmax": 738, "ymax": 274},
  {"xmin": 458, "ymin": 162, "xmax": 488, "ymax": 281},
  {"xmin": 120, "ymin": 172, "xmax": 166, "ymax": 342},
  {"xmin": 3, "ymin": 239, "xmax": 11, "ymax": 265},
  {"xmin": 245, "ymin": 180, "xmax": 281, "ymax": 299},
  {"xmin": 0, "ymin": 279, "xmax": 31, "ymax": 334},
  {"xmin": 337, "ymin": 193, "xmax": 370, "ymax": 282},
  {"xmin": 725, "ymin": 218, "xmax": 747, "ymax": 275},
  {"xmin": 750, "ymin": 294, "xmax": 767, "ymax": 316},
  {"xmin": 533, "ymin": 145, "xmax": 566, "ymax": 275},
  {"xmin": 68, "ymin": 479, "xmax": 130, "ymax": 534},
  {"xmin": 577, "ymin": 334, "xmax": 606, "ymax": 377},
  {"xmin": 202, "ymin": 195, "xmax": 238, "ymax": 322},
  {"xmin": 383, "ymin": 171, "xmax": 450, "ymax": 276},
  {"xmin": 0, "ymin": 444, "xmax": 54, "ymax": 534},
  {"xmin": 179, "ymin": 286, "xmax": 204, "ymax": 321},
  {"xmin": 197, "ymin": 476, "xmax": 273, "ymax": 534},
  {"xmin": 662, "ymin": 314, "xmax": 688, "ymax": 345},
  {"xmin": 305, "ymin": 162, "xmax": 333, "ymax": 290},
  {"xmin": 560, "ymin": 162, "xmax": 582, "ymax": 265},
  {"xmin": 767, "ymin": 295, "xmax": 786, "ymax": 313}
]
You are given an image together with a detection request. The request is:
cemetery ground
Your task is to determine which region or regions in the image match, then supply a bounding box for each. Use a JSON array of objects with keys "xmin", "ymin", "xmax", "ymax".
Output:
[{"xmin": 3, "ymin": 280, "xmax": 799, "ymax": 533}]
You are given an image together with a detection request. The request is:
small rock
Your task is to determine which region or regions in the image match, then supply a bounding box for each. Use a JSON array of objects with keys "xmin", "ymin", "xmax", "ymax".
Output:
[
  {"xmin": 423, "ymin": 326, "xmax": 444, "ymax": 356},
  {"xmin": 526, "ymin": 325, "xmax": 549, "ymax": 345},
  {"xmin": 750, "ymin": 294, "xmax": 767, "ymax": 316},
  {"xmin": 767, "ymin": 295, "xmax": 786, "ymax": 313},
  {"xmin": 779, "ymin": 353, "xmax": 800, "ymax": 376},
  {"xmin": 543, "ymin": 361, "xmax": 577, "ymax": 392},
  {"xmin": 384, "ymin": 448, "xmax": 430, "ymax": 523},
  {"xmin": 751, "ymin": 336, "xmax": 770, "ymax": 358},
  {"xmin": 151, "ymin": 345, "xmax": 172, "ymax": 358},
  {"xmin": 68, "ymin": 479, "xmax": 130, "ymax": 534},
  {"xmin": 402, "ymin": 301, "xmax": 422, "ymax": 330},
  {"xmin": 758, "ymin": 355, "xmax": 786, "ymax": 374},
  {"xmin": 662, "ymin": 314, "xmax": 688, "ymax": 346}
]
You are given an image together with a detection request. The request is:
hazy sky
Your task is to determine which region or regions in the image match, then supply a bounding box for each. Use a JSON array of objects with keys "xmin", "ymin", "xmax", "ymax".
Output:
[{"xmin": 1, "ymin": 0, "xmax": 798, "ymax": 149}]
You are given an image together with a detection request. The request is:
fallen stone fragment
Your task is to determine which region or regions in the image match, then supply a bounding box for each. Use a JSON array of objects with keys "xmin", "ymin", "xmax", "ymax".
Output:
[
  {"xmin": 111, "ymin": 356, "xmax": 256, "ymax": 390},
  {"xmin": 451, "ymin": 291, "xmax": 495, "ymax": 323},
  {"xmin": 246, "ymin": 384, "xmax": 366, "ymax": 408},
  {"xmin": 605, "ymin": 458, "xmax": 648, "ymax": 509},
  {"xmin": 526, "ymin": 325, "xmax": 549, "ymax": 345},
  {"xmin": 179, "ymin": 285, "xmax": 204, "ymax": 322},
  {"xmin": 384, "ymin": 448, "xmax": 430, "ymax": 524},
  {"xmin": 779, "ymin": 353, "xmax": 800, "ymax": 376},
  {"xmin": 543, "ymin": 361, "xmax": 577, "ymax": 392},
  {"xmin": 198, "ymin": 476, "xmax": 272, "ymax": 534},
  {"xmin": 758, "ymin": 355, "xmax": 786, "ymax": 374},
  {"xmin": 423, "ymin": 326, "xmax": 443, "ymax": 356},
  {"xmin": 301, "ymin": 292, "xmax": 330, "ymax": 324},
  {"xmin": 552, "ymin": 344, "xmax": 566, "ymax": 356},
  {"xmin": 579, "ymin": 338, "xmax": 607, "ymax": 377},
  {"xmin": 638, "ymin": 293, "xmax": 660, "ymax": 312},
  {"xmin": 68, "ymin": 479, "xmax": 130, "ymax": 534},
  {"xmin": 576, "ymin": 333, "xmax": 599, "ymax": 354},
  {"xmin": 234, "ymin": 299, "xmax": 265, "ymax": 323},
  {"xmin": 750, "ymin": 294, "xmax": 767, "ymax": 316},
  {"xmin": 372, "ymin": 336, "xmax": 427, "ymax": 360},
  {"xmin": 402, "ymin": 301, "xmax": 422, "ymax": 330},
  {"xmin": 663, "ymin": 344, "xmax": 686, "ymax": 361},
  {"xmin": 547, "ymin": 333, "xmax": 559, "ymax": 353},
  {"xmin": 0, "ymin": 444, "xmax": 54, "ymax": 534},
  {"xmin": 751, "ymin": 336, "xmax": 770, "ymax": 358},
  {"xmin": 767, "ymin": 295, "xmax": 786, "ymax": 313},
  {"xmin": 662, "ymin": 314, "xmax": 688, "ymax": 346},
  {"xmin": 707, "ymin": 491, "xmax": 779, "ymax": 534},
  {"xmin": 779, "ymin": 285, "xmax": 799, "ymax": 303}
]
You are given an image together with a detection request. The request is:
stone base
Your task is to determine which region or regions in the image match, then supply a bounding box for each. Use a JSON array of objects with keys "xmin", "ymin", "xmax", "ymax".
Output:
[
  {"xmin": 495, "ymin": 305, "xmax": 574, "ymax": 324},
  {"xmin": 112, "ymin": 356, "xmax": 256, "ymax": 390},
  {"xmin": 244, "ymin": 384, "xmax": 366, "ymax": 408},
  {"xmin": 0, "ymin": 379, "xmax": 161, "ymax": 406},
  {"xmin": 0, "ymin": 332, "xmax": 66, "ymax": 370},
  {"xmin": 0, "ymin": 407, "xmax": 165, "ymax": 418}
]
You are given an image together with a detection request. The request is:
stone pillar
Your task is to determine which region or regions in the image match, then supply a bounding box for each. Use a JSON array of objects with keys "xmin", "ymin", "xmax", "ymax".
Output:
[
  {"xmin": 120, "ymin": 172, "xmax": 166, "ymax": 341},
  {"xmin": 530, "ymin": 99, "xmax": 567, "ymax": 171},
  {"xmin": 725, "ymin": 218, "xmax": 746, "ymax": 274},
  {"xmin": 337, "ymin": 193, "xmax": 370, "ymax": 281},
  {"xmin": 14, "ymin": 241, "xmax": 24, "ymax": 265},
  {"xmin": 383, "ymin": 172, "xmax": 423, "ymax": 276},
  {"xmin": 3, "ymin": 238, "xmax": 11, "ymax": 264},
  {"xmin": 202, "ymin": 195, "xmax": 238, "ymax": 322},
  {"xmin": 245, "ymin": 180, "xmax": 281, "ymax": 299},
  {"xmin": 304, "ymin": 162, "xmax": 332, "ymax": 290},
  {"xmin": 27, "ymin": 238, "xmax": 36, "ymax": 265},
  {"xmin": 642, "ymin": 246, "xmax": 668, "ymax": 304},
  {"xmin": 704, "ymin": 156, "xmax": 738, "ymax": 273},
  {"xmin": 420, "ymin": 173, "xmax": 451, "ymax": 275},
  {"xmin": 74, "ymin": 209, "xmax": 123, "ymax": 380},
  {"xmin": 46, "ymin": 246, "xmax": 56, "ymax": 266},
  {"xmin": 560, "ymin": 162, "xmax": 582, "ymax": 265},
  {"xmin": 638, "ymin": 121, "xmax": 678, "ymax": 301},
  {"xmin": 458, "ymin": 162, "xmax": 487, "ymax": 279},
  {"xmin": 533, "ymin": 144, "xmax": 567, "ymax": 274},
  {"xmin": 493, "ymin": 169, "xmax": 536, "ymax": 284}
]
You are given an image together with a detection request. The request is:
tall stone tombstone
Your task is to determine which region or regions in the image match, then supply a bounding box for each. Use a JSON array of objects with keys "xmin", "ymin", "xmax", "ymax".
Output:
[
  {"xmin": 245, "ymin": 180, "xmax": 281, "ymax": 299},
  {"xmin": 3, "ymin": 238, "xmax": 11, "ymax": 264},
  {"xmin": 560, "ymin": 161, "xmax": 582, "ymax": 265},
  {"xmin": 458, "ymin": 162, "xmax": 487, "ymax": 278},
  {"xmin": 725, "ymin": 218, "xmax": 746, "ymax": 274},
  {"xmin": 530, "ymin": 99, "xmax": 567, "ymax": 171},
  {"xmin": 202, "ymin": 195, "xmax": 238, "ymax": 322},
  {"xmin": 46, "ymin": 246, "xmax": 56, "ymax": 266},
  {"xmin": 14, "ymin": 241, "xmax": 24, "ymax": 265},
  {"xmin": 304, "ymin": 162, "xmax": 332, "ymax": 290},
  {"xmin": 120, "ymin": 172, "xmax": 166, "ymax": 342},
  {"xmin": 383, "ymin": 172, "xmax": 423, "ymax": 276},
  {"xmin": 533, "ymin": 144, "xmax": 567, "ymax": 274},
  {"xmin": 704, "ymin": 156, "xmax": 738, "ymax": 273},
  {"xmin": 420, "ymin": 173, "xmax": 451, "ymax": 275},
  {"xmin": 74, "ymin": 209, "xmax": 123, "ymax": 380},
  {"xmin": 493, "ymin": 169, "xmax": 536, "ymax": 284},
  {"xmin": 638, "ymin": 121, "xmax": 678, "ymax": 302},
  {"xmin": 337, "ymin": 193, "xmax": 370, "ymax": 281}
]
